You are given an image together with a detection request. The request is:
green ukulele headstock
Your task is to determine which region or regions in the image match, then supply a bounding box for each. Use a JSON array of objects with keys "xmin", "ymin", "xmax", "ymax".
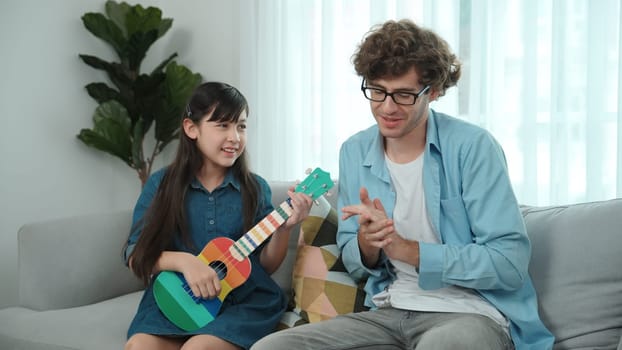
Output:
[{"xmin": 294, "ymin": 167, "xmax": 334, "ymax": 200}]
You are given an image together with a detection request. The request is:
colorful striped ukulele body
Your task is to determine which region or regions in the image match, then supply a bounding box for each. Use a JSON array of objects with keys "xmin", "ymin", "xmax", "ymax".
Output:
[{"xmin": 153, "ymin": 168, "xmax": 333, "ymax": 331}]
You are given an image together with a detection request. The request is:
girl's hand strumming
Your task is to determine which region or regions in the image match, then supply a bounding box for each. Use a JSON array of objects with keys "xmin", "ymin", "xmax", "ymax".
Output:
[{"xmin": 179, "ymin": 253, "xmax": 222, "ymax": 299}]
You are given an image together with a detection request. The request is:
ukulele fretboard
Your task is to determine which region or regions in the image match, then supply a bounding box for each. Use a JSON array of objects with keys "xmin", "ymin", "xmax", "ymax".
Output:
[{"xmin": 229, "ymin": 201, "xmax": 293, "ymax": 260}]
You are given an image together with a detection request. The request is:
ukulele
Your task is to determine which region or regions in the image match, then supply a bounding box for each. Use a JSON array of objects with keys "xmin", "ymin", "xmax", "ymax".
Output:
[{"xmin": 153, "ymin": 167, "xmax": 333, "ymax": 331}]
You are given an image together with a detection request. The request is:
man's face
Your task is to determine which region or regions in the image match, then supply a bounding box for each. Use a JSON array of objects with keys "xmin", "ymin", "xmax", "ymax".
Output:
[{"xmin": 366, "ymin": 68, "xmax": 431, "ymax": 141}]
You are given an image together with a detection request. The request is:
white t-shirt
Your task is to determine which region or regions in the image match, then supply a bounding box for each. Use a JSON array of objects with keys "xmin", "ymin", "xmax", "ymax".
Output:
[{"xmin": 372, "ymin": 154, "xmax": 508, "ymax": 330}]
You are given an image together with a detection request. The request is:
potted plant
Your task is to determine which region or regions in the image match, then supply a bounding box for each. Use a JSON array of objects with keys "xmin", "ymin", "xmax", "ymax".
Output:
[{"xmin": 77, "ymin": 0, "xmax": 202, "ymax": 186}]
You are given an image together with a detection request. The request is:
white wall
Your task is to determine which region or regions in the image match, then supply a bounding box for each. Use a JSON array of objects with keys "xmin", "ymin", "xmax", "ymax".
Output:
[{"xmin": 0, "ymin": 0, "xmax": 241, "ymax": 308}]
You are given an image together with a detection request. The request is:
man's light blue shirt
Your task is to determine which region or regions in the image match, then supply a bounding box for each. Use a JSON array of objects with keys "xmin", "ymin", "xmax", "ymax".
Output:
[{"xmin": 337, "ymin": 109, "xmax": 554, "ymax": 350}]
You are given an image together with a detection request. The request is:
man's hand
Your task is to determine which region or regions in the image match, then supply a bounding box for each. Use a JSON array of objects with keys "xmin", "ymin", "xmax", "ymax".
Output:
[
  {"xmin": 342, "ymin": 187, "xmax": 394, "ymax": 267},
  {"xmin": 341, "ymin": 187, "xmax": 420, "ymax": 268}
]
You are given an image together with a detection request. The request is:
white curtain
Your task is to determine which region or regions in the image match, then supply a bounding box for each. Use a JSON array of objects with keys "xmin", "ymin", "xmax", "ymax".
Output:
[{"xmin": 239, "ymin": 0, "xmax": 621, "ymax": 206}]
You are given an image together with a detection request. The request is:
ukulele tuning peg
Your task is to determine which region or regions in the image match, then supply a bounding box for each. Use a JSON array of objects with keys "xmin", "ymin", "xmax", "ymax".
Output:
[
  {"xmin": 305, "ymin": 168, "xmax": 312, "ymax": 175},
  {"xmin": 324, "ymin": 190, "xmax": 333, "ymax": 197}
]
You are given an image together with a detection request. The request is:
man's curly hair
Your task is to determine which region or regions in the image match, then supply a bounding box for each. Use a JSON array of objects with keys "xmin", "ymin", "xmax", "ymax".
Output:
[{"xmin": 352, "ymin": 19, "xmax": 461, "ymax": 97}]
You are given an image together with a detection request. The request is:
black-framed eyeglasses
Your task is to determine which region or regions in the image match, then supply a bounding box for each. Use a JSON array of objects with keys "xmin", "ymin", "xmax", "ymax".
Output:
[{"xmin": 361, "ymin": 79, "xmax": 430, "ymax": 105}]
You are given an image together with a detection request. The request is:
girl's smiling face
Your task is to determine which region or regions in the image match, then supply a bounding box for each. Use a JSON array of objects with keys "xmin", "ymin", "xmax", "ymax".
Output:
[{"xmin": 183, "ymin": 110, "xmax": 247, "ymax": 172}]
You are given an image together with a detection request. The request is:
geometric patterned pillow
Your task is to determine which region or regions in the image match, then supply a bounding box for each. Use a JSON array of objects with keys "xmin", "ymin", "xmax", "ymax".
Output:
[{"xmin": 280, "ymin": 195, "xmax": 367, "ymax": 328}]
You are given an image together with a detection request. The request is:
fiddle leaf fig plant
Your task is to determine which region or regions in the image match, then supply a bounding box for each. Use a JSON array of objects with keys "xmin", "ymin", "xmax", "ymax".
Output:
[{"xmin": 77, "ymin": 1, "xmax": 202, "ymax": 186}]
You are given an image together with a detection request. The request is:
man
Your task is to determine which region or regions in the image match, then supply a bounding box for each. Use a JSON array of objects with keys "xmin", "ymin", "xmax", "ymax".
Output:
[{"xmin": 253, "ymin": 19, "xmax": 554, "ymax": 350}]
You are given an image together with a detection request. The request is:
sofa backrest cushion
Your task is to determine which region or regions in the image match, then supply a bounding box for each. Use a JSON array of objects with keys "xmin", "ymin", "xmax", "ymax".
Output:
[
  {"xmin": 18, "ymin": 209, "xmax": 143, "ymax": 310},
  {"xmin": 522, "ymin": 199, "xmax": 622, "ymax": 349}
]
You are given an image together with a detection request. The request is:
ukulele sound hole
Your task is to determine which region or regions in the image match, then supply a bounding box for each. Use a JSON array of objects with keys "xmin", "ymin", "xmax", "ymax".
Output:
[{"xmin": 209, "ymin": 261, "xmax": 227, "ymax": 280}]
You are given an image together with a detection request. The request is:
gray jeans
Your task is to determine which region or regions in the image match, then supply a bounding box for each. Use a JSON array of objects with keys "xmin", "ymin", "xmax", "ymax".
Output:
[{"xmin": 252, "ymin": 308, "xmax": 514, "ymax": 350}]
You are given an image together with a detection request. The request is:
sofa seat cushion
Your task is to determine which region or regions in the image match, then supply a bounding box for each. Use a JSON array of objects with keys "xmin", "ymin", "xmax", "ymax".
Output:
[
  {"xmin": 522, "ymin": 199, "xmax": 622, "ymax": 349},
  {"xmin": 0, "ymin": 291, "xmax": 142, "ymax": 350}
]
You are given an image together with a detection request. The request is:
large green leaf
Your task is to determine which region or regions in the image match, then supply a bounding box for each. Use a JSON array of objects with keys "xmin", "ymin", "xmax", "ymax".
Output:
[
  {"xmin": 154, "ymin": 62, "xmax": 202, "ymax": 143},
  {"xmin": 125, "ymin": 5, "xmax": 166, "ymax": 37},
  {"xmin": 125, "ymin": 30, "xmax": 159, "ymax": 71},
  {"xmin": 79, "ymin": 54, "xmax": 114, "ymax": 71},
  {"xmin": 165, "ymin": 62, "xmax": 203, "ymax": 109},
  {"xmin": 77, "ymin": 100, "xmax": 133, "ymax": 166},
  {"xmin": 81, "ymin": 12, "xmax": 126, "ymax": 58},
  {"xmin": 85, "ymin": 82, "xmax": 121, "ymax": 104},
  {"xmin": 157, "ymin": 19, "xmax": 173, "ymax": 38},
  {"xmin": 104, "ymin": 0, "xmax": 131, "ymax": 38},
  {"xmin": 79, "ymin": 55, "xmax": 133, "ymax": 92}
]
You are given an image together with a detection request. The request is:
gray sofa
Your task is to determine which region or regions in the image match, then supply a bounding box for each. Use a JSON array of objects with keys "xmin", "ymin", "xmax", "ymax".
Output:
[{"xmin": 0, "ymin": 181, "xmax": 620, "ymax": 349}]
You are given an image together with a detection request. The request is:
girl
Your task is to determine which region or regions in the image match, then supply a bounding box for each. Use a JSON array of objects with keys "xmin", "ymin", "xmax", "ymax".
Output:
[{"xmin": 123, "ymin": 82, "xmax": 312, "ymax": 350}]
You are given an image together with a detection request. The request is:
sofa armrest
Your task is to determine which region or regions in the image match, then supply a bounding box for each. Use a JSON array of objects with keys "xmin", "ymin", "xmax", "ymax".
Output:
[
  {"xmin": 523, "ymin": 198, "xmax": 622, "ymax": 348},
  {"xmin": 17, "ymin": 210, "xmax": 143, "ymax": 311}
]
